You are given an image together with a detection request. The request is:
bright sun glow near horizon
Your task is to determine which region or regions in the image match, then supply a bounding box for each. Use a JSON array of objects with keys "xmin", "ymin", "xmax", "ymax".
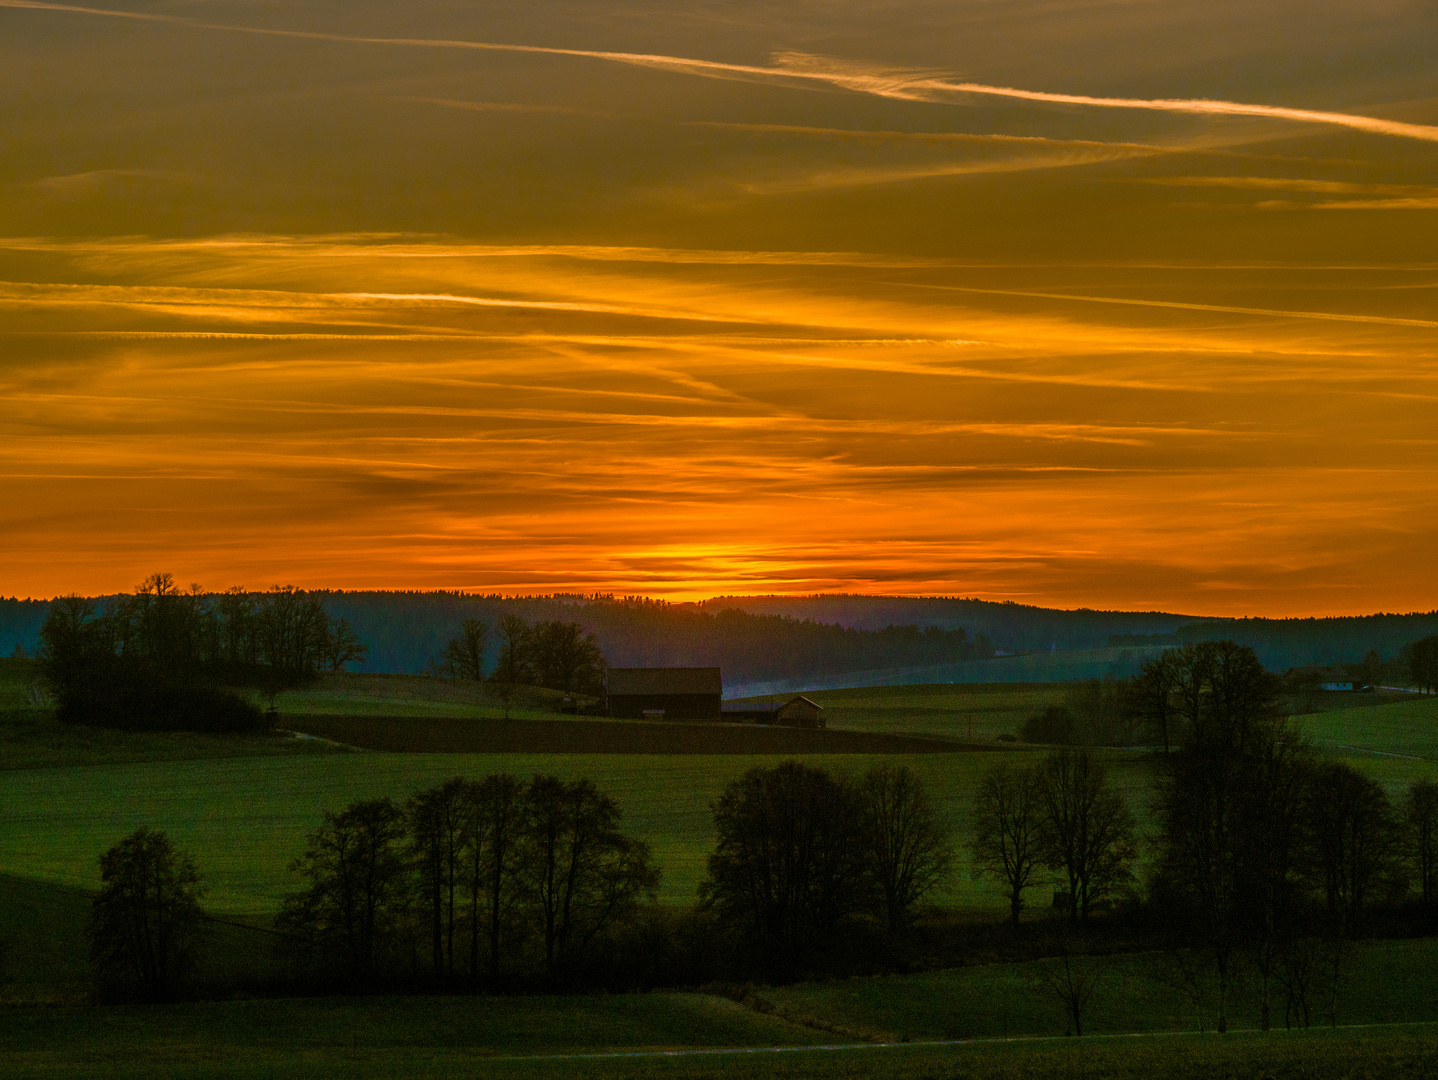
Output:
[{"xmin": 2, "ymin": 1, "xmax": 1437, "ymax": 616}]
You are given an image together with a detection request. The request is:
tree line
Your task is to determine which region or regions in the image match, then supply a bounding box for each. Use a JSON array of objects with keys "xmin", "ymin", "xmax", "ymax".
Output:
[
  {"xmin": 312, "ymin": 592, "xmax": 998, "ymax": 682},
  {"xmin": 38, "ymin": 573, "xmax": 367, "ymax": 731}
]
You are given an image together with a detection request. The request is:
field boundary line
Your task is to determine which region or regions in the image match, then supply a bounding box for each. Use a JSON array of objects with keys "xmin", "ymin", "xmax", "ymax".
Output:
[
  {"xmin": 484, "ymin": 1018, "xmax": 1438, "ymax": 1063},
  {"xmin": 1335, "ymin": 744, "xmax": 1428, "ymax": 760}
]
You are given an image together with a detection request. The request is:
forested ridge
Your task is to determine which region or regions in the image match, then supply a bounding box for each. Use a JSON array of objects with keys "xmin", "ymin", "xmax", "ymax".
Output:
[{"xmin": 5, "ymin": 591, "xmax": 1437, "ymax": 686}]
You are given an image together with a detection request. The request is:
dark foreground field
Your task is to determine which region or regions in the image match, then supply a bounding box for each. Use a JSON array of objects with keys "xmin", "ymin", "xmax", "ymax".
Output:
[
  {"xmin": 0, "ymin": 996, "xmax": 1434, "ymax": 1080},
  {"xmin": 286, "ymin": 714, "xmax": 974, "ymax": 755}
]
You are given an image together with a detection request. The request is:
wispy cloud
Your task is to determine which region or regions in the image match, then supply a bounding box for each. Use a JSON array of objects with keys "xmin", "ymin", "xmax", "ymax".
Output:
[
  {"xmin": 1142, "ymin": 176, "xmax": 1438, "ymax": 197},
  {"xmin": 6, "ymin": 1, "xmax": 1438, "ymax": 144},
  {"xmin": 891, "ymin": 283, "xmax": 1438, "ymax": 330},
  {"xmin": 24, "ymin": 168, "xmax": 190, "ymax": 194}
]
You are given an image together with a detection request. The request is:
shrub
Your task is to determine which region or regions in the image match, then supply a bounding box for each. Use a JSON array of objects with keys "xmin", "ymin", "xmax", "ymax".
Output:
[{"xmin": 1021, "ymin": 706, "xmax": 1075, "ymax": 744}]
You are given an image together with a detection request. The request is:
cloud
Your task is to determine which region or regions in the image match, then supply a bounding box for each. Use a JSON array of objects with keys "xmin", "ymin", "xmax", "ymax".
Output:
[
  {"xmin": 1141, "ymin": 176, "xmax": 1438, "ymax": 196},
  {"xmin": 7, "ymin": 1, "xmax": 1438, "ymax": 144},
  {"xmin": 24, "ymin": 168, "xmax": 190, "ymax": 196},
  {"xmin": 890, "ymin": 283, "xmax": 1438, "ymax": 330}
]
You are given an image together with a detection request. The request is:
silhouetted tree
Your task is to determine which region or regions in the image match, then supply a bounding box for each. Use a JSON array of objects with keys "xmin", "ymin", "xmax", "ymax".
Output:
[
  {"xmin": 972, "ymin": 760, "xmax": 1045, "ymax": 926},
  {"xmin": 435, "ymin": 619, "xmax": 488, "ymax": 681},
  {"xmin": 1153, "ymin": 640, "xmax": 1308, "ymax": 1032},
  {"xmin": 860, "ymin": 764, "xmax": 950, "ymax": 932},
  {"xmin": 463, "ymin": 772, "xmax": 525, "ymax": 982},
  {"xmin": 1035, "ymin": 945, "xmax": 1105, "ymax": 1037},
  {"xmin": 1306, "ymin": 762, "xmax": 1398, "ymax": 937},
  {"xmin": 1403, "ymin": 635, "xmax": 1438, "ymax": 694},
  {"xmin": 491, "ymin": 615, "xmax": 532, "ymax": 718},
  {"xmin": 1035, "ymin": 749, "xmax": 1135, "ymax": 923},
  {"xmin": 408, "ymin": 779, "xmax": 471, "ymax": 980},
  {"xmin": 700, "ymin": 762, "xmax": 865, "ymax": 975},
  {"xmin": 280, "ymin": 797, "xmax": 408, "ymax": 983},
  {"xmin": 325, "ymin": 617, "xmax": 368, "ymax": 673},
  {"xmin": 1128, "ymin": 649, "xmax": 1183, "ymax": 753},
  {"xmin": 1406, "ymin": 779, "xmax": 1438, "ymax": 907},
  {"xmin": 520, "ymin": 775, "xmax": 658, "ymax": 984},
  {"xmin": 88, "ymin": 829, "xmax": 204, "ymax": 1002},
  {"xmin": 1020, "ymin": 706, "xmax": 1075, "ymax": 745},
  {"xmin": 528, "ymin": 620, "xmax": 605, "ymax": 696}
]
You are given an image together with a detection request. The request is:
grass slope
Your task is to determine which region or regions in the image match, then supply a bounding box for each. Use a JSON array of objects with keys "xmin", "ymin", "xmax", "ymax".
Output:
[
  {"xmin": 0, "ymin": 750, "xmax": 1153, "ymax": 912},
  {"xmin": 0, "ymin": 992, "xmax": 809, "ymax": 1079},
  {"xmin": 0, "ymin": 999, "xmax": 1434, "ymax": 1079},
  {"xmin": 763, "ymin": 939, "xmax": 1438, "ymax": 1040}
]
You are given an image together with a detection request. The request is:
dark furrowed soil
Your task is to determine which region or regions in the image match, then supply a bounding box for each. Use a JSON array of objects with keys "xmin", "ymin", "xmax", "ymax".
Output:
[{"xmin": 285, "ymin": 714, "xmax": 982, "ymax": 754}]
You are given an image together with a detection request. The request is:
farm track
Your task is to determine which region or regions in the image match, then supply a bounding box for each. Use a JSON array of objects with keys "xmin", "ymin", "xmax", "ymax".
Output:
[{"xmin": 286, "ymin": 714, "xmax": 984, "ymax": 755}]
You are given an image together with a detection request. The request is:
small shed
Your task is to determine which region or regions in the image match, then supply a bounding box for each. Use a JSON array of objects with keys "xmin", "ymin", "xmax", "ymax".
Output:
[
  {"xmin": 606, "ymin": 667, "xmax": 722, "ymax": 720},
  {"xmin": 775, "ymin": 695, "xmax": 825, "ymax": 728}
]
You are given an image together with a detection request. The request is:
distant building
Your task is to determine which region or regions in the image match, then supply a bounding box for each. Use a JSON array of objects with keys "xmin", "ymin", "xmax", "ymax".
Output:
[
  {"xmin": 776, "ymin": 695, "xmax": 825, "ymax": 728},
  {"xmin": 1321, "ymin": 681, "xmax": 1354, "ymax": 692},
  {"xmin": 606, "ymin": 667, "xmax": 722, "ymax": 720}
]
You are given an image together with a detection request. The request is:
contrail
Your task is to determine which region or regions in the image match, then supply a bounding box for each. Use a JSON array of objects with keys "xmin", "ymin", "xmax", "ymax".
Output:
[
  {"xmin": 893, "ymin": 283, "xmax": 1438, "ymax": 329},
  {"xmin": 6, "ymin": 0, "xmax": 1438, "ymax": 144}
]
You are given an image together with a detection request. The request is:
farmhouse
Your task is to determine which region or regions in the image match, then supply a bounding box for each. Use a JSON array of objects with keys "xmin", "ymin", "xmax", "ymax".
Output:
[{"xmin": 606, "ymin": 667, "xmax": 722, "ymax": 720}]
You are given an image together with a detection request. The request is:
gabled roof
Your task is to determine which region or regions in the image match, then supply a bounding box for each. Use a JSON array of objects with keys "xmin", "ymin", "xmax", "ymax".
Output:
[
  {"xmin": 782, "ymin": 695, "xmax": 823, "ymax": 710},
  {"xmin": 606, "ymin": 667, "xmax": 722, "ymax": 696}
]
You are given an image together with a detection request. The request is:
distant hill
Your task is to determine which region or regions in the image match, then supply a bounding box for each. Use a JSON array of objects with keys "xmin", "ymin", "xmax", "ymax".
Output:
[{"xmin": 3, "ymin": 592, "xmax": 1436, "ymax": 691}]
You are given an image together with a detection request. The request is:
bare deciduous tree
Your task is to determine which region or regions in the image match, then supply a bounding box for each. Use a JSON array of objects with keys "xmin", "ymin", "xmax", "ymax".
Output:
[
  {"xmin": 522, "ymin": 775, "xmax": 659, "ymax": 984},
  {"xmin": 1035, "ymin": 749, "xmax": 1136, "ymax": 923},
  {"xmin": 280, "ymin": 797, "xmax": 408, "ymax": 983},
  {"xmin": 408, "ymin": 778, "xmax": 472, "ymax": 980},
  {"xmin": 700, "ymin": 762, "xmax": 866, "ymax": 976},
  {"xmin": 971, "ymin": 761, "xmax": 1044, "ymax": 926},
  {"xmin": 88, "ymin": 829, "xmax": 204, "ymax": 1002},
  {"xmin": 435, "ymin": 619, "xmax": 488, "ymax": 681},
  {"xmin": 1407, "ymin": 779, "xmax": 1438, "ymax": 907},
  {"xmin": 861, "ymin": 763, "xmax": 950, "ymax": 932}
]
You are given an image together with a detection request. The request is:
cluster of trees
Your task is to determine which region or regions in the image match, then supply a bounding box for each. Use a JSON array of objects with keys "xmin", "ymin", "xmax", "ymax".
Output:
[
  {"xmin": 278, "ymin": 774, "xmax": 657, "ymax": 989},
  {"xmin": 1136, "ymin": 641, "xmax": 1430, "ymax": 1031},
  {"xmin": 1406, "ymin": 635, "xmax": 1438, "ymax": 695},
  {"xmin": 38, "ymin": 573, "xmax": 366, "ymax": 731},
  {"xmin": 700, "ymin": 762, "xmax": 950, "ymax": 976},
  {"xmin": 971, "ymin": 750, "xmax": 1137, "ymax": 926},
  {"xmin": 1020, "ymin": 632, "xmax": 1438, "ymax": 751},
  {"xmin": 432, "ymin": 616, "xmax": 606, "ymax": 704}
]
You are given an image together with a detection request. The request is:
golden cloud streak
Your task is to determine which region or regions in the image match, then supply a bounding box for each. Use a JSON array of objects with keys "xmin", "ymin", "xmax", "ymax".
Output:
[{"xmin": 5, "ymin": 1, "xmax": 1438, "ymax": 144}]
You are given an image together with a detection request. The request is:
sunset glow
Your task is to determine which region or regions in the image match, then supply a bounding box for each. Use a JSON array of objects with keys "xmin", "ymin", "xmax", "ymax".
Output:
[{"xmin": 3, "ymin": 1, "xmax": 1436, "ymax": 613}]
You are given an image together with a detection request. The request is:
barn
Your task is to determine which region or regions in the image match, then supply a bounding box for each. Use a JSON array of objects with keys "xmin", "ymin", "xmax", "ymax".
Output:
[
  {"xmin": 775, "ymin": 695, "xmax": 825, "ymax": 728},
  {"xmin": 605, "ymin": 667, "xmax": 722, "ymax": 720}
]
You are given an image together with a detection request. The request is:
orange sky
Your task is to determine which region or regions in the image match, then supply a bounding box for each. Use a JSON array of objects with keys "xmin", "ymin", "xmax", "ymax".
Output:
[{"xmin": 2, "ymin": 1, "xmax": 1437, "ymax": 614}]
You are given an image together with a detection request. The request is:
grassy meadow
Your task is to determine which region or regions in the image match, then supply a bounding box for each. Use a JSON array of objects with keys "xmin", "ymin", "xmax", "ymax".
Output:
[
  {"xmin": 1, "ymin": 673, "xmax": 1435, "ymax": 915},
  {"xmin": 4, "ymin": 668, "xmax": 1438, "ymax": 1076},
  {"xmin": 0, "ymin": 749, "xmax": 1111, "ymax": 912}
]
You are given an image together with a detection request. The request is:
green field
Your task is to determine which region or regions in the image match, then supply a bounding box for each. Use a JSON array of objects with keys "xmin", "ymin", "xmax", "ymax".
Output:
[
  {"xmin": 1302, "ymin": 695, "xmax": 1438, "ymax": 761},
  {"xmin": 0, "ymin": 750, "xmax": 1147, "ymax": 912},
  {"xmin": 764, "ymin": 938, "xmax": 1438, "ymax": 1040},
  {"xmin": 2, "ymin": 679, "xmax": 1436, "ymax": 915},
  {"xmin": 5, "ymin": 676, "xmax": 1438, "ymax": 1077}
]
